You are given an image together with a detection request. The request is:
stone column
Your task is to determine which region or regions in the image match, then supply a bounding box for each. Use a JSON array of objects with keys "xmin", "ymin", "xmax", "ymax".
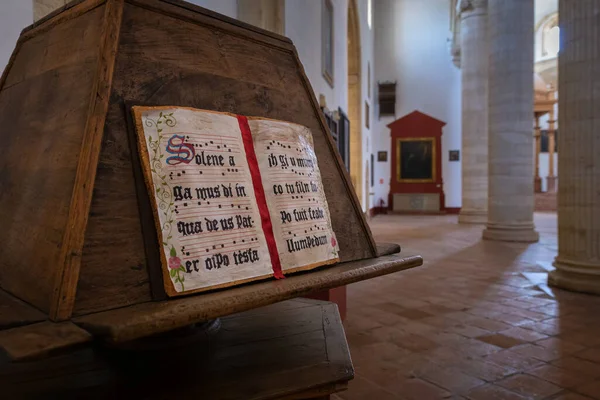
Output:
[
  {"xmin": 549, "ymin": 0, "xmax": 600, "ymax": 295},
  {"xmin": 457, "ymin": 0, "xmax": 488, "ymax": 224},
  {"xmin": 33, "ymin": 0, "xmax": 68, "ymax": 22},
  {"xmin": 482, "ymin": 0, "xmax": 539, "ymax": 242},
  {"xmin": 534, "ymin": 115, "xmax": 542, "ymax": 193},
  {"xmin": 237, "ymin": 0, "xmax": 285, "ymax": 35},
  {"xmin": 546, "ymin": 109, "xmax": 557, "ymax": 192}
]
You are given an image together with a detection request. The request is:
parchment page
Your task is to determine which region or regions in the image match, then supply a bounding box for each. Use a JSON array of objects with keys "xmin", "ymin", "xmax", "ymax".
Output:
[
  {"xmin": 248, "ymin": 118, "xmax": 340, "ymax": 273},
  {"xmin": 135, "ymin": 107, "xmax": 273, "ymax": 295}
]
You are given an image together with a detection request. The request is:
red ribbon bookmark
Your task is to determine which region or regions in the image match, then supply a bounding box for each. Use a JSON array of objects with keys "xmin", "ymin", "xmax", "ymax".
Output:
[{"xmin": 237, "ymin": 115, "xmax": 284, "ymax": 280}]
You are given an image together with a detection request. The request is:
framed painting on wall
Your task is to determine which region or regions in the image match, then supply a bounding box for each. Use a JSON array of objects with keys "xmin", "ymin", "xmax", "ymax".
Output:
[
  {"xmin": 396, "ymin": 138, "xmax": 436, "ymax": 183},
  {"xmin": 322, "ymin": 0, "xmax": 334, "ymax": 87}
]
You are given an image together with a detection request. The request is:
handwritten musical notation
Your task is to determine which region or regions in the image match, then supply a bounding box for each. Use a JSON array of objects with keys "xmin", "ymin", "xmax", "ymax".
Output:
[
  {"xmin": 250, "ymin": 118, "xmax": 339, "ymax": 270},
  {"xmin": 164, "ymin": 132, "xmax": 268, "ymax": 272},
  {"xmin": 136, "ymin": 108, "xmax": 276, "ymax": 294},
  {"xmin": 135, "ymin": 107, "xmax": 339, "ymax": 295}
]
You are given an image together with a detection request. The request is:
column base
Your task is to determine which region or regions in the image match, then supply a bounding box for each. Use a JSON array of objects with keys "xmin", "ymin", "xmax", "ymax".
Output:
[
  {"xmin": 482, "ymin": 222, "xmax": 539, "ymax": 243},
  {"xmin": 547, "ymin": 176, "xmax": 557, "ymax": 193},
  {"xmin": 534, "ymin": 176, "xmax": 542, "ymax": 193},
  {"xmin": 458, "ymin": 209, "xmax": 487, "ymax": 224},
  {"xmin": 548, "ymin": 258, "xmax": 600, "ymax": 295}
]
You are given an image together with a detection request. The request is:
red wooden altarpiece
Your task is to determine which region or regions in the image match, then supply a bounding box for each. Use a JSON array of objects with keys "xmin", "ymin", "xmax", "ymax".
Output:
[{"xmin": 388, "ymin": 110, "xmax": 446, "ymax": 212}]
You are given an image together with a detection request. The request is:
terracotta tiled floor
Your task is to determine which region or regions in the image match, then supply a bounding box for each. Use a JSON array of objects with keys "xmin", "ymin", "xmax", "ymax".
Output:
[{"xmin": 336, "ymin": 212, "xmax": 600, "ymax": 400}]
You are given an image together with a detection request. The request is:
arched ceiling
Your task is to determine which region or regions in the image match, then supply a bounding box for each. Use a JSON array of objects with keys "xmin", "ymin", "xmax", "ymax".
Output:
[
  {"xmin": 535, "ymin": 0, "xmax": 557, "ymax": 27},
  {"xmin": 534, "ymin": 0, "xmax": 558, "ymax": 89}
]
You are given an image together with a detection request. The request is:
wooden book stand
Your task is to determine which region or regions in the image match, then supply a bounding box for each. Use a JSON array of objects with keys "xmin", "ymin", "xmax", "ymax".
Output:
[{"xmin": 0, "ymin": 1, "xmax": 421, "ymax": 396}]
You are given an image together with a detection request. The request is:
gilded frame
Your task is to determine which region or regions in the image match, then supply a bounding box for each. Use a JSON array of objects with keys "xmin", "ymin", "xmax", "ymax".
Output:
[{"xmin": 396, "ymin": 137, "xmax": 436, "ymax": 183}]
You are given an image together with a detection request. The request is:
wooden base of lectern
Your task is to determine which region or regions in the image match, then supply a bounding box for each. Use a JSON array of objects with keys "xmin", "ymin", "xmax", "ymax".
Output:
[
  {"xmin": 0, "ymin": 299, "xmax": 353, "ymax": 399},
  {"xmin": 306, "ymin": 286, "xmax": 347, "ymax": 321}
]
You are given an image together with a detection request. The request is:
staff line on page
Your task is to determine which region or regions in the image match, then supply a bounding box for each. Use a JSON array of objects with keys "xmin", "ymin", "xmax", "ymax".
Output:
[{"xmin": 183, "ymin": 236, "xmax": 259, "ymax": 249}]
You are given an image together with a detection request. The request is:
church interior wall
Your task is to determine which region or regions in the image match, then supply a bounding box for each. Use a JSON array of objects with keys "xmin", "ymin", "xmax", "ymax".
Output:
[
  {"xmin": 0, "ymin": 0, "xmax": 33, "ymax": 74},
  {"xmin": 534, "ymin": 0, "xmax": 557, "ymax": 33},
  {"xmin": 286, "ymin": 0, "xmax": 373, "ymax": 210},
  {"xmin": 188, "ymin": 0, "xmax": 237, "ymax": 18},
  {"xmin": 534, "ymin": 0, "xmax": 558, "ymax": 192},
  {"xmin": 538, "ymin": 153, "xmax": 558, "ymax": 192},
  {"xmin": 357, "ymin": 0, "xmax": 374, "ymax": 211},
  {"xmin": 372, "ymin": 0, "xmax": 462, "ymax": 209},
  {"xmin": 286, "ymin": 0, "xmax": 348, "ymax": 116}
]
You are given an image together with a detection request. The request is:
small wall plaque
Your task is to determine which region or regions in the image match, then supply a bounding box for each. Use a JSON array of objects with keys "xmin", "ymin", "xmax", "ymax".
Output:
[
  {"xmin": 377, "ymin": 151, "xmax": 388, "ymax": 162},
  {"xmin": 449, "ymin": 150, "xmax": 460, "ymax": 161}
]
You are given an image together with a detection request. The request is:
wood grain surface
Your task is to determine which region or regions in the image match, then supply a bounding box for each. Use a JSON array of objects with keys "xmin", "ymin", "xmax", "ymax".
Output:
[
  {"xmin": 74, "ymin": 254, "xmax": 422, "ymax": 343},
  {"xmin": 0, "ymin": 4, "xmax": 105, "ymax": 314},
  {"xmin": 51, "ymin": 0, "xmax": 124, "ymax": 322},
  {"xmin": 75, "ymin": 0, "xmax": 376, "ymax": 316},
  {"xmin": 0, "ymin": 0, "xmax": 382, "ymax": 323},
  {"xmin": 1, "ymin": 299, "xmax": 353, "ymax": 399},
  {"xmin": 0, "ymin": 321, "xmax": 91, "ymax": 361},
  {"xmin": 0, "ymin": 289, "xmax": 46, "ymax": 330}
]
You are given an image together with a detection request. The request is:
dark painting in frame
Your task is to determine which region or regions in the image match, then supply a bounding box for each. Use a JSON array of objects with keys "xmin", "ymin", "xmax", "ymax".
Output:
[{"xmin": 396, "ymin": 138, "xmax": 436, "ymax": 182}]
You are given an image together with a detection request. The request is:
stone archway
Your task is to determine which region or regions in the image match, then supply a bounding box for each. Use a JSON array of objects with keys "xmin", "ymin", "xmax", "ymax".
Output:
[{"xmin": 348, "ymin": 0, "xmax": 363, "ymax": 207}]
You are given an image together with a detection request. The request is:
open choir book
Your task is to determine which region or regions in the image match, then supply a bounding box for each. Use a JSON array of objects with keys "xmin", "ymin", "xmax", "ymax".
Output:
[{"xmin": 132, "ymin": 106, "xmax": 340, "ymax": 296}]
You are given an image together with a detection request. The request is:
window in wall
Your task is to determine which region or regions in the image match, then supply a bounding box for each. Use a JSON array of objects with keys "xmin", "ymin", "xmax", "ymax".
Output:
[
  {"xmin": 541, "ymin": 14, "xmax": 560, "ymax": 58},
  {"xmin": 541, "ymin": 130, "xmax": 558, "ymax": 153},
  {"xmin": 338, "ymin": 108, "xmax": 350, "ymax": 171},
  {"xmin": 449, "ymin": 0, "xmax": 457, "ymax": 31},
  {"xmin": 370, "ymin": 154, "xmax": 374, "ymax": 187},
  {"xmin": 378, "ymin": 81, "xmax": 396, "ymax": 118},
  {"xmin": 322, "ymin": 107, "xmax": 350, "ymax": 171},
  {"xmin": 322, "ymin": 0, "xmax": 334, "ymax": 87},
  {"xmin": 367, "ymin": 62, "xmax": 371, "ymax": 99},
  {"xmin": 367, "ymin": 0, "xmax": 372, "ymax": 30},
  {"xmin": 545, "ymin": 26, "xmax": 560, "ymax": 57},
  {"xmin": 365, "ymin": 101, "xmax": 370, "ymax": 129}
]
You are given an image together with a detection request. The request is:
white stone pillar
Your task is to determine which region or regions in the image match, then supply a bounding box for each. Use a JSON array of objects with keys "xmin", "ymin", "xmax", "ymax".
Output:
[
  {"xmin": 458, "ymin": 0, "xmax": 488, "ymax": 224},
  {"xmin": 33, "ymin": 0, "xmax": 67, "ymax": 22},
  {"xmin": 549, "ymin": 0, "xmax": 600, "ymax": 295},
  {"xmin": 534, "ymin": 115, "xmax": 542, "ymax": 193},
  {"xmin": 482, "ymin": 0, "xmax": 539, "ymax": 242},
  {"xmin": 546, "ymin": 109, "xmax": 557, "ymax": 192},
  {"xmin": 237, "ymin": 0, "xmax": 285, "ymax": 35}
]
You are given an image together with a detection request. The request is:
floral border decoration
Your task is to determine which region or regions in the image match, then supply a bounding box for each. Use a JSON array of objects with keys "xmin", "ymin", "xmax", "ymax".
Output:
[{"xmin": 144, "ymin": 111, "xmax": 186, "ymax": 292}]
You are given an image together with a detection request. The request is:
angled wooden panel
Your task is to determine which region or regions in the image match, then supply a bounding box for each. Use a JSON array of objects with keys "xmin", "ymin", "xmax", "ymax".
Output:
[
  {"xmin": 0, "ymin": 300, "xmax": 352, "ymax": 398},
  {"xmin": 75, "ymin": 0, "xmax": 376, "ymax": 315},
  {"xmin": 0, "ymin": 321, "xmax": 91, "ymax": 361},
  {"xmin": 50, "ymin": 0, "xmax": 125, "ymax": 321},
  {"xmin": 0, "ymin": 289, "xmax": 46, "ymax": 330},
  {"xmin": 0, "ymin": 4, "xmax": 106, "ymax": 314}
]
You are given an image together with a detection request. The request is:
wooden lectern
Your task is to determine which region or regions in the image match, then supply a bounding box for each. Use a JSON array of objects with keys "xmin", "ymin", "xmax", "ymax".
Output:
[{"xmin": 0, "ymin": 0, "xmax": 422, "ymax": 397}]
